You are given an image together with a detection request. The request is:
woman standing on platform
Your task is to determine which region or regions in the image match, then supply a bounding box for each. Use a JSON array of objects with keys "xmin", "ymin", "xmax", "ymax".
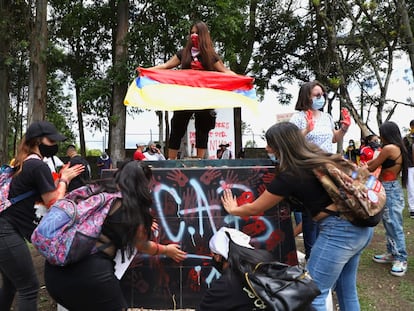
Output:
[{"xmin": 150, "ymin": 21, "xmax": 235, "ymax": 160}]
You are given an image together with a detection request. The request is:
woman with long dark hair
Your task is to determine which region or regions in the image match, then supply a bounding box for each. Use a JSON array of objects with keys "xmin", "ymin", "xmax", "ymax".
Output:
[
  {"xmin": 44, "ymin": 161, "xmax": 186, "ymax": 310},
  {"xmin": 221, "ymin": 122, "xmax": 373, "ymax": 311},
  {"xmin": 150, "ymin": 21, "xmax": 235, "ymax": 160},
  {"xmin": 367, "ymin": 121, "xmax": 409, "ymax": 276},
  {"xmin": 0, "ymin": 121, "xmax": 83, "ymax": 310}
]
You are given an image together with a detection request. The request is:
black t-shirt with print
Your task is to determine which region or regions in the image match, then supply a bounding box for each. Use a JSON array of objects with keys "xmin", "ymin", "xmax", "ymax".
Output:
[
  {"xmin": 267, "ymin": 170, "xmax": 333, "ymax": 217},
  {"xmin": 3, "ymin": 158, "xmax": 56, "ymax": 240}
]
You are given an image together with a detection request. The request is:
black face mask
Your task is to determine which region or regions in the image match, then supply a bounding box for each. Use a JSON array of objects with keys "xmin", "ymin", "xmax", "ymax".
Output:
[
  {"xmin": 39, "ymin": 143, "xmax": 58, "ymax": 158},
  {"xmin": 211, "ymin": 258, "xmax": 225, "ymax": 273},
  {"xmin": 368, "ymin": 142, "xmax": 380, "ymax": 150}
]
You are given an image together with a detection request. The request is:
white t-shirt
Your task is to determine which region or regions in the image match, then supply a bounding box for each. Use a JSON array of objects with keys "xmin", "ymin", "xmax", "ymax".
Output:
[
  {"xmin": 143, "ymin": 152, "xmax": 166, "ymax": 161},
  {"xmin": 290, "ymin": 111, "xmax": 335, "ymax": 153},
  {"xmin": 43, "ymin": 156, "xmax": 64, "ymax": 173}
]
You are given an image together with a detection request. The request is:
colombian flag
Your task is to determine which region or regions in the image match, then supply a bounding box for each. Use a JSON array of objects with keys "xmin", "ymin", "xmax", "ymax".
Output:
[{"xmin": 124, "ymin": 68, "xmax": 258, "ymax": 112}]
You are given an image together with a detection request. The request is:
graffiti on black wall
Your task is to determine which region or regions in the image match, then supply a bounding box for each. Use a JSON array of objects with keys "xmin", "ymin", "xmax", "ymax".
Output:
[{"xmin": 120, "ymin": 165, "xmax": 297, "ymax": 309}]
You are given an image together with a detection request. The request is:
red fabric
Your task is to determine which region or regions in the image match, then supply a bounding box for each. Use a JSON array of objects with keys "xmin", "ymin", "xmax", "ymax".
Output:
[
  {"xmin": 359, "ymin": 146, "xmax": 374, "ymax": 163},
  {"xmin": 381, "ymin": 171, "xmax": 397, "ymax": 181},
  {"xmin": 133, "ymin": 150, "xmax": 146, "ymax": 161},
  {"xmin": 138, "ymin": 67, "xmax": 254, "ymax": 91}
]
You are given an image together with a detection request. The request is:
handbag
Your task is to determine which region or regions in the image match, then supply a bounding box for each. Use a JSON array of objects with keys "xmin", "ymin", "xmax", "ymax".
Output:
[{"xmin": 244, "ymin": 261, "xmax": 320, "ymax": 311}]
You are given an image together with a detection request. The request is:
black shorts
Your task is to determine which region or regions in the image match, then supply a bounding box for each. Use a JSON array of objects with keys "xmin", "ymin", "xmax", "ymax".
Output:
[{"xmin": 169, "ymin": 109, "xmax": 216, "ymax": 149}]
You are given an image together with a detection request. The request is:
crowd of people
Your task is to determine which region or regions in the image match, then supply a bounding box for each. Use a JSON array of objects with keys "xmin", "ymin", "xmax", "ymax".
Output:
[{"xmin": 2, "ymin": 19, "xmax": 413, "ymax": 311}]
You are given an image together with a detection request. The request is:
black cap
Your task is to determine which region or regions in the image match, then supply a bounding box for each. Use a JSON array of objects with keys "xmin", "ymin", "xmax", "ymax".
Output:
[
  {"xmin": 219, "ymin": 143, "xmax": 230, "ymax": 147},
  {"xmin": 25, "ymin": 121, "xmax": 66, "ymax": 142}
]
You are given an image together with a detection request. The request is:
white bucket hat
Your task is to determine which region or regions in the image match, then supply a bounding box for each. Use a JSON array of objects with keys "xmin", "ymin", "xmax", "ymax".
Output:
[{"xmin": 209, "ymin": 227, "xmax": 254, "ymax": 260}]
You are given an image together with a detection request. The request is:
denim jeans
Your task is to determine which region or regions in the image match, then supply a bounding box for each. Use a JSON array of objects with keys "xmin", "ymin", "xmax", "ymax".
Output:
[
  {"xmin": 0, "ymin": 218, "xmax": 39, "ymax": 311},
  {"xmin": 293, "ymin": 211, "xmax": 302, "ymax": 225},
  {"xmin": 306, "ymin": 216, "xmax": 373, "ymax": 311},
  {"xmin": 302, "ymin": 209, "xmax": 319, "ymax": 260},
  {"xmin": 382, "ymin": 180, "xmax": 408, "ymax": 262}
]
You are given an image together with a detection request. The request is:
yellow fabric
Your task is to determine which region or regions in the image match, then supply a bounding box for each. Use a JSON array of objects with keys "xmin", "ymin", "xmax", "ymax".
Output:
[{"xmin": 124, "ymin": 82, "xmax": 259, "ymax": 113}]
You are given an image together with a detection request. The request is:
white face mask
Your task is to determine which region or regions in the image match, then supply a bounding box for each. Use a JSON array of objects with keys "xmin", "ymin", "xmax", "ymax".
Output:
[{"xmin": 312, "ymin": 97, "xmax": 325, "ymax": 110}]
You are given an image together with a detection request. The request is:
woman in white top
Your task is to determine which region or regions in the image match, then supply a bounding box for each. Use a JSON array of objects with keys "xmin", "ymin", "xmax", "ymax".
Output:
[
  {"xmin": 289, "ymin": 80, "xmax": 350, "ymax": 153},
  {"xmin": 289, "ymin": 80, "xmax": 351, "ymax": 261}
]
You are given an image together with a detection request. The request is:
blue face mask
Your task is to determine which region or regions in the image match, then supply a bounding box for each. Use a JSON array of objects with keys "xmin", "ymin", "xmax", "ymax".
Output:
[
  {"xmin": 312, "ymin": 97, "xmax": 325, "ymax": 110},
  {"xmin": 267, "ymin": 153, "xmax": 276, "ymax": 162}
]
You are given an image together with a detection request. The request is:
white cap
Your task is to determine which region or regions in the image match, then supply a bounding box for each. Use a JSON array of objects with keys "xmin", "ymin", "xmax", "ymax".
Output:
[{"xmin": 209, "ymin": 227, "xmax": 254, "ymax": 260}]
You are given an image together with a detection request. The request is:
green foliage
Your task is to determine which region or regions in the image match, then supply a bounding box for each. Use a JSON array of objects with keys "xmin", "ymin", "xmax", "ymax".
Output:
[
  {"xmin": 87, "ymin": 149, "xmax": 102, "ymax": 156},
  {"xmin": 2, "ymin": 0, "xmax": 414, "ymax": 157}
]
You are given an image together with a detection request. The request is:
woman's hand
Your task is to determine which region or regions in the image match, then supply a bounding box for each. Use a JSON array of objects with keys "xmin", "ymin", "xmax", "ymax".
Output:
[
  {"xmin": 164, "ymin": 244, "xmax": 187, "ymax": 262},
  {"xmin": 340, "ymin": 108, "xmax": 351, "ymax": 131},
  {"xmin": 59, "ymin": 163, "xmax": 84, "ymax": 182},
  {"xmin": 221, "ymin": 189, "xmax": 238, "ymax": 214},
  {"xmin": 305, "ymin": 110, "xmax": 314, "ymax": 133},
  {"xmin": 151, "ymin": 220, "xmax": 159, "ymax": 232}
]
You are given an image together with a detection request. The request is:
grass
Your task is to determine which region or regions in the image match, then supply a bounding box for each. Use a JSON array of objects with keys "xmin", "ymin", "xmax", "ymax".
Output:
[{"xmin": 357, "ymin": 208, "xmax": 414, "ymax": 311}]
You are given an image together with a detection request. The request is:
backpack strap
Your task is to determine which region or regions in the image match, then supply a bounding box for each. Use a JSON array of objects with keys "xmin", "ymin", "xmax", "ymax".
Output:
[
  {"xmin": 9, "ymin": 190, "xmax": 37, "ymax": 205},
  {"xmin": 321, "ymin": 208, "xmax": 340, "ymax": 217}
]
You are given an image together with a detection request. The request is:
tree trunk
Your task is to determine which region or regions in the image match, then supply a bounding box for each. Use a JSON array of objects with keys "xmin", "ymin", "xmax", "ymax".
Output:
[
  {"xmin": 27, "ymin": 0, "xmax": 47, "ymax": 124},
  {"xmin": 0, "ymin": 0, "xmax": 11, "ymax": 164},
  {"xmin": 75, "ymin": 82, "xmax": 86, "ymax": 156},
  {"xmin": 396, "ymin": 0, "xmax": 414, "ymax": 82},
  {"xmin": 109, "ymin": 0, "xmax": 128, "ymax": 167}
]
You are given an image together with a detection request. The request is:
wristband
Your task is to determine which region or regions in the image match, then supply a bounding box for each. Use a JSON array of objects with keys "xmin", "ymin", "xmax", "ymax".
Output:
[
  {"xmin": 154, "ymin": 243, "xmax": 160, "ymax": 255},
  {"xmin": 59, "ymin": 178, "xmax": 68, "ymax": 187}
]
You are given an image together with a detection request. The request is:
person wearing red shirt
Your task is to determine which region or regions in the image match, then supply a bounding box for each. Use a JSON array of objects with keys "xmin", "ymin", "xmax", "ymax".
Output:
[{"xmin": 133, "ymin": 143, "xmax": 147, "ymax": 161}]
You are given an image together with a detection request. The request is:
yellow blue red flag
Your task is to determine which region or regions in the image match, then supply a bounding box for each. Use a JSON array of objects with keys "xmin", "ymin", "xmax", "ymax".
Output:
[{"xmin": 124, "ymin": 68, "xmax": 258, "ymax": 112}]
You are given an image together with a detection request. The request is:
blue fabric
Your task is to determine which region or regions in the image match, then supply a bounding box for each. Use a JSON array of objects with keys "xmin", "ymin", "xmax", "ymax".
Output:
[
  {"xmin": 301, "ymin": 210, "xmax": 319, "ymax": 260},
  {"xmin": 382, "ymin": 180, "xmax": 407, "ymax": 262},
  {"xmin": 306, "ymin": 216, "xmax": 373, "ymax": 311}
]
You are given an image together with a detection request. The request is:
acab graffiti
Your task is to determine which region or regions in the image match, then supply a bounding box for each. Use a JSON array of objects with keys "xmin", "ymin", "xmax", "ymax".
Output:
[{"xmin": 121, "ymin": 166, "xmax": 296, "ymax": 308}]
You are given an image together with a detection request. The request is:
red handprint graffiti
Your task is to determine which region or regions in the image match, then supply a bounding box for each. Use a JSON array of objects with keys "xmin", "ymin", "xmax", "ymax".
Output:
[
  {"xmin": 166, "ymin": 169, "xmax": 189, "ymax": 187},
  {"xmin": 200, "ymin": 169, "xmax": 221, "ymax": 185}
]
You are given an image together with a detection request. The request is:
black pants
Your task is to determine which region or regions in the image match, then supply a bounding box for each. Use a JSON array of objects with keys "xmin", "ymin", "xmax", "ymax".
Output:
[
  {"xmin": 0, "ymin": 217, "xmax": 39, "ymax": 311},
  {"xmin": 45, "ymin": 252, "xmax": 127, "ymax": 311},
  {"xmin": 169, "ymin": 109, "xmax": 216, "ymax": 150}
]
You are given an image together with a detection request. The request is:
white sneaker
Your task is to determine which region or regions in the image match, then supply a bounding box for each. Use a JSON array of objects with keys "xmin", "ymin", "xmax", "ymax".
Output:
[
  {"xmin": 373, "ymin": 253, "xmax": 394, "ymax": 264},
  {"xmin": 390, "ymin": 260, "xmax": 408, "ymax": 277}
]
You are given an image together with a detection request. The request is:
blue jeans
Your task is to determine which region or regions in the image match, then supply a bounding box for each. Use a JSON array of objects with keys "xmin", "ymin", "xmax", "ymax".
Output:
[
  {"xmin": 306, "ymin": 216, "xmax": 373, "ymax": 311},
  {"xmin": 293, "ymin": 211, "xmax": 302, "ymax": 225},
  {"xmin": 0, "ymin": 218, "xmax": 39, "ymax": 311},
  {"xmin": 302, "ymin": 209, "xmax": 319, "ymax": 260},
  {"xmin": 382, "ymin": 180, "xmax": 407, "ymax": 262}
]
